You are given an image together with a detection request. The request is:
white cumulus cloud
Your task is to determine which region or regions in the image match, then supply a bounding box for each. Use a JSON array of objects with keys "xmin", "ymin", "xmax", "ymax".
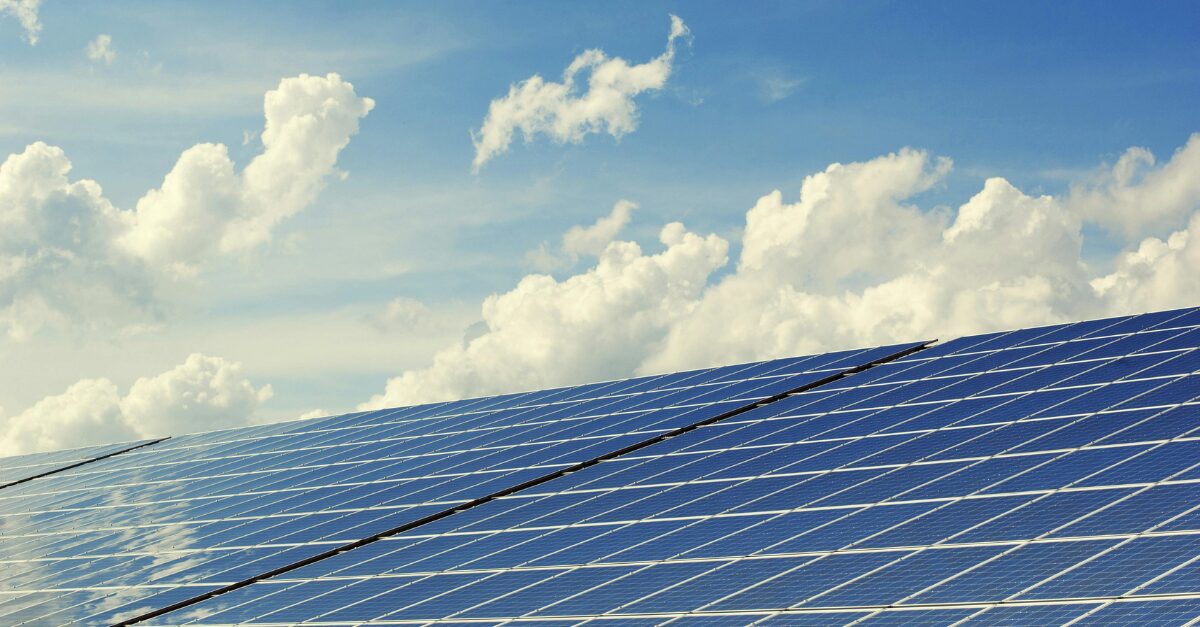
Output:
[
  {"xmin": 119, "ymin": 72, "xmax": 375, "ymax": 272},
  {"xmin": 645, "ymin": 162, "xmax": 1097, "ymax": 373},
  {"xmin": 0, "ymin": 73, "xmax": 372, "ymax": 339},
  {"xmin": 1092, "ymin": 213, "xmax": 1200, "ymax": 313},
  {"xmin": 0, "ymin": 0, "xmax": 40, "ymax": 45},
  {"xmin": 370, "ymin": 134, "xmax": 1200, "ymax": 405},
  {"xmin": 0, "ymin": 354, "xmax": 271, "ymax": 456},
  {"xmin": 1069, "ymin": 133, "xmax": 1200, "ymax": 239},
  {"xmin": 0, "ymin": 142, "xmax": 153, "ymax": 339},
  {"xmin": 85, "ymin": 33, "xmax": 116, "ymax": 64},
  {"xmin": 361, "ymin": 221, "xmax": 727, "ymax": 408},
  {"xmin": 471, "ymin": 15, "xmax": 690, "ymax": 171}
]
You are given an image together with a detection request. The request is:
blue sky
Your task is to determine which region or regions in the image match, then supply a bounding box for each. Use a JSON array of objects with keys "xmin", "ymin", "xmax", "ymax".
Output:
[{"xmin": 1, "ymin": 1, "xmax": 1198, "ymax": 452}]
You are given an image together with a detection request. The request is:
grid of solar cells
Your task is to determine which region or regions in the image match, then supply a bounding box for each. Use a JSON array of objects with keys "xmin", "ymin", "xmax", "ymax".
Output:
[
  {"xmin": 148, "ymin": 307, "xmax": 1200, "ymax": 626},
  {"xmin": 0, "ymin": 441, "xmax": 156, "ymax": 489},
  {"xmin": 0, "ymin": 343, "xmax": 917, "ymax": 626}
]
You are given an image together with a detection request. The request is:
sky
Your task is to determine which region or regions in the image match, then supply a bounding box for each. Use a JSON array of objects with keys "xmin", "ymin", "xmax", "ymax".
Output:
[{"xmin": 1, "ymin": 0, "xmax": 1199, "ymax": 454}]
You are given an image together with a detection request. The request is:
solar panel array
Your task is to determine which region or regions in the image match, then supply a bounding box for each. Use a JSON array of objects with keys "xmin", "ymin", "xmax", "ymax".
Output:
[
  {"xmin": 1, "ymin": 308, "xmax": 1198, "ymax": 626},
  {"xmin": 140, "ymin": 307, "xmax": 1200, "ymax": 626},
  {"xmin": 0, "ymin": 441, "xmax": 159, "ymax": 490},
  {"xmin": 0, "ymin": 342, "xmax": 918, "ymax": 626}
]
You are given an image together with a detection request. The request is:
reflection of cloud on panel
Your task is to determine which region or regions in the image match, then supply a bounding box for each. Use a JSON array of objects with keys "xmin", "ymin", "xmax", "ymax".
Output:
[
  {"xmin": 0, "ymin": 461, "xmax": 214, "ymax": 623},
  {"xmin": 66, "ymin": 519, "xmax": 203, "ymax": 621}
]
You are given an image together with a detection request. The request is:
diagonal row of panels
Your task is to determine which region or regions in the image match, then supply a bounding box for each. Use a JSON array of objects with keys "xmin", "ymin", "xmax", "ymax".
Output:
[
  {"xmin": 0, "ymin": 341, "xmax": 921, "ymax": 625},
  {"xmin": 0, "ymin": 441, "xmax": 162, "ymax": 491},
  {"xmin": 133, "ymin": 307, "xmax": 1200, "ymax": 626}
]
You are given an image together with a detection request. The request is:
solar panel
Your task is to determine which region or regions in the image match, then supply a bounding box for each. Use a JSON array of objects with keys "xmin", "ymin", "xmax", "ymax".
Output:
[
  {"xmin": 120, "ymin": 307, "xmax": 1200, "ymax": 625},
  {"xmin": 0, "ymin": 439, "xmax": 159, "ymax": 489},
  {"xmin": 0, "ymin": 342, "xmax": 922, "ymax": 625}
]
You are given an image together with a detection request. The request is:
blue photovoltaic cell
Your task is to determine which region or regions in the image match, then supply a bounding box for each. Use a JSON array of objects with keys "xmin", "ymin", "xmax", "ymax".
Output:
[
  {"xmin": 0, "ymin": 343, "xmax": 915, "ymax": 626},
  {"xmin": 855, "ymin": 608, "xmax": 978, "ymax": 625},
  {"xmin": 10, "ymin": 307, "xmax": 1200, "ymax": 626},
  {"xmin": 1020, "ymin": 535, "xmax": 1200, "ymax": 599},
  {"xmin": 962, "ymin": 602, "xmax": 1100, "ymax": 624},
  {"xmin": 759, "ymin": 612, "xmax": 870, "ymax": 625},
  {"xmin": 907, "ymin": 538, "xmax": 1118, "ymax": 604},
  {"xmin": 1074, "ymin": 598, "xmax": 1200, "ymax": 625}
]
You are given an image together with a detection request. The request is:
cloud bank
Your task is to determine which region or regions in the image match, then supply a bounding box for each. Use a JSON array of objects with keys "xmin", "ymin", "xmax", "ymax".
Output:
[
  {"xmin": 370, "ymin": 133, "xmax": 1200, "ymax": 407},
  {"xmin": 0, "ymin": 73, "xmax": 373, "ymax": 339},
  {"xmin": 471, "ymin": 15, "xmax": 689, "ymax": 170},
  {"xmin": 0, "ymin": 354, "xmax": 271, "ymax": 456}
]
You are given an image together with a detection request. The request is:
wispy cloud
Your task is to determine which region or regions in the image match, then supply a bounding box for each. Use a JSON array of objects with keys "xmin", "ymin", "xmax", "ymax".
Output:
[
  {"xmin": 85, "ymin": 33, "xmax": 117, "ymax": 64},
  {"xmin": 526, "ymin": 199, "xmax": 637, "ymax": 271},
  {"xmin": 0, "ymin": 0, "xmax": 40, "ymax": 45},
  {"xmin": 472, "ymin": 14, "xmax": 691, "ymax": 171},
  {"xmin": 755, "ymin": 71, "xmax": 806, "ymax": 103}
]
